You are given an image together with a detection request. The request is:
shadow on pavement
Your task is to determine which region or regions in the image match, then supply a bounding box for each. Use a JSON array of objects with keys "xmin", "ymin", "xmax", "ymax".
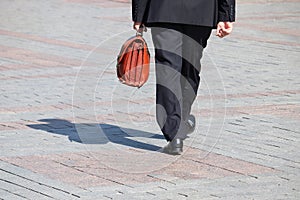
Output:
[{"xmin": 27, "ymin": 119, "xmax": 164, "ymax": 152}]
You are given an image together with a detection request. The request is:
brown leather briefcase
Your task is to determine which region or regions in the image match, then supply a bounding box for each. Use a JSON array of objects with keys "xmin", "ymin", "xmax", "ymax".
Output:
[{"xmin": 116, "ymin": 34, "xmax": 150, "ymax": 88}]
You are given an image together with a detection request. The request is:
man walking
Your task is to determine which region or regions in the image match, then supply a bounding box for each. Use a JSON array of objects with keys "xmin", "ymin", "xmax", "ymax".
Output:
[{"xmin": 132, "ymin": 0, "xmax": 236, "ymax": 155}]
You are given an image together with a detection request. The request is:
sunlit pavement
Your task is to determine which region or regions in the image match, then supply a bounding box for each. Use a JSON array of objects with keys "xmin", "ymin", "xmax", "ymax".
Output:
[{"xmin": 0, "ymin": 0, "xmax": 299, "ymax": 199}]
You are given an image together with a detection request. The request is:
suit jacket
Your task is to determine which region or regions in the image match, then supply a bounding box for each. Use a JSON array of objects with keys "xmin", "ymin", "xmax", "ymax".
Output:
[{"xmin": 132, "ymin": 0, "xmax": 235, "ymax": 28}]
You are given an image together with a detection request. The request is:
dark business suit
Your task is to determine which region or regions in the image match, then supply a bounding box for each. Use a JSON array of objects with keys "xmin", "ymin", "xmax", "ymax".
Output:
[
  {"xmin": 132, "ymin": 0, "xmax": 236, "ymax": 141},
  {"xmin": 132, "ymin": 0, "xmax": 235, "ymax": 26}
]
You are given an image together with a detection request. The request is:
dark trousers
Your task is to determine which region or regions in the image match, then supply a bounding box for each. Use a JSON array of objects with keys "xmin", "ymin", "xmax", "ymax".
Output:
[{"xmin": 151, "ymin": 23, "xmax": 212, "ymax": 141}]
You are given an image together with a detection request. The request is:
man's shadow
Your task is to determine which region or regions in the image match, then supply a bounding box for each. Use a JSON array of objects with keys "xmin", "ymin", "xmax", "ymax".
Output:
[{"xmin": 27, "ymin": 119, "xmax": 164, "ymax": 152}]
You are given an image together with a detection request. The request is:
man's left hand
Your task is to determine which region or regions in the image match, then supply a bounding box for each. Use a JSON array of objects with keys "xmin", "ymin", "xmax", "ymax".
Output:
[{"xmin": 216, "ymin": 22, "xmax": 234, "ymax": 38}]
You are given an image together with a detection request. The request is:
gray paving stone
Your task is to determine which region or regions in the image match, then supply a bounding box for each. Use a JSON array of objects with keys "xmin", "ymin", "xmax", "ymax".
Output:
[{"xmin": 1, "ymin": 0, "xmax": 299, "ymax": 199}]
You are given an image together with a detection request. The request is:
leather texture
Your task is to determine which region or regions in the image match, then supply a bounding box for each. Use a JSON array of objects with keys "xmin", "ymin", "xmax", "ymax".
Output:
[
  {"xmin": 117, "ymin": 35, "xmax": 150, "ymax": 88},
  {"xmin": 162, "ymin": 138, "xmax": 183, "ymax": 155}
]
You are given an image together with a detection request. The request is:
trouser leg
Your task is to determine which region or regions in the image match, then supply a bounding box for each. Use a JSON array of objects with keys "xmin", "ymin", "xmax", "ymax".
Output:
[
  {"xmin": 151, "ymin": 25, "xmax": 183, "ymax": 141},
  {"xmin": 180, "ymin": 26, "xmax": 212, "ymax": 122},
  {"xmin": 151, "ymin": 24, "xmax": 212, "ymax": 141}
]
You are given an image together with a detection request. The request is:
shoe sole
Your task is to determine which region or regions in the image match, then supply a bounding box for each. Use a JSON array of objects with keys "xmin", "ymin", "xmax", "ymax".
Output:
[{"xmin": 162, "ymin": 147, "xmax": 183, "ymax": 155}]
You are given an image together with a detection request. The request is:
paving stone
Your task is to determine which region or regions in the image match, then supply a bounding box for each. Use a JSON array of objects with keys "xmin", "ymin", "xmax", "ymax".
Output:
[{"xmin": 0, "ymin": 0, "xmax": 299, "ymax": 199}]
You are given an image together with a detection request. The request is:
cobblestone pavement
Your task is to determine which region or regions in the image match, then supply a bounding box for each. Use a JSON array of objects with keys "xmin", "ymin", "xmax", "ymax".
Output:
[{"xmin": 0, "ymin": 0, "xmax": 299, "ymax": 199}]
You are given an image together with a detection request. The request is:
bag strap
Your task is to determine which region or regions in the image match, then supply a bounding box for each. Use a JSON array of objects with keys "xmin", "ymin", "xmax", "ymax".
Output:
[{"xmin": 136, "ymin": 25, "xmax": 147, "ymax": 37}]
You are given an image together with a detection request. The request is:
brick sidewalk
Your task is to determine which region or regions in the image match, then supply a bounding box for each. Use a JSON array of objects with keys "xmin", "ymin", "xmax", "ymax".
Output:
[{"xmin": 0, "ymin": 0, "xmax": 299, "ymax": 199}]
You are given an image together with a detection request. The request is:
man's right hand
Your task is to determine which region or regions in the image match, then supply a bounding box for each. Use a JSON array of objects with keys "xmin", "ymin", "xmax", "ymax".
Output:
[{"xmin": 133, "ymin": 22, "xmax": 142, "ymax": 31}]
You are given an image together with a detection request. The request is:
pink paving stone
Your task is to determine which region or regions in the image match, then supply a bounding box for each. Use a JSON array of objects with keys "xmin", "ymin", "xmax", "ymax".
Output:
[
  {"xmin": 238, "ymin": 14, "xmax": 299, "ymax": 21},
  {"xmin": 196, "ymin": 90, "xmax": 300, "ymax": 100},
  {"xmin": 239, "ymin": 0, "xmax": 299, "ymax": 4},
  {"xmin": 0, "ymin": 122, "xmax": 28, "ymax": 131},
  {"xmin": 224, "ymin": 104, "xmax": 300, "ymax": 120},
  {"xmin": 0, "ymin": 29, "xmax": 94, "ymax": 51},
  {"xmin": 183, "ymin": 148, "xmax": 275, "ymax": 176},
  {"xmin": 80, "ymin": 167, "xmax": 158, "ymax": 185},
  {"xmin": 1, "ymin": 90, "xmax": 298, "ymax": 115},
  {"xmin": 0, "ymin": 146, "xmax": 277, "ymax": 188},
  {"xmin": 0, "ymin": 71, "xmax": 82, "ymax": 81},
  {"xmin": 1, "ymin": 155, "xmax": 113, "ymax": 187},
  {"xmin": 50, "ymin": 153, "xmax": 104, "ymax": 168},
  {"xmin": 0, "ymin": 68, "xmax": 113, "ymax": 80},
  {"xmin": 64, "ymin": 0, "xmax": 130, "ymax": 8},
  {"xmin": 0, "ymin": 103, "xmax": 299, "ymax": 132},
  {"xmin": 0, "ymin": 102, "xmax": 299, "ymax": 130},
  {"xmin": 236, "ymin": 23, "xmax": 300, "ymax": 37},
  {"xmin": 0, "ymin": 29, "xmax": 117, "ymax": 57},
  {"xmin": 0, "ymin": 45, "xmax": 98, "ymax": 68},
  {"xmin": 96, "ymin": 16, "xmax": 130, "ymax": 22},
  {"xmin": 192, "ymin": 103, "xmax": 300, "ymax": 120},
  {"xmin": 158, "ymin": 158, "xmax": 236, "ymax": 180},
  {"xmin": 5, "ymin": 105, "xmax": 60, "ymax": 114},
  {"xmin": 233, "ymin": 34, "xmax": 300, "ymax": 47},
  {"xmin": 0, "ymin": 64, "xmax": 42, "ymax": 71}
]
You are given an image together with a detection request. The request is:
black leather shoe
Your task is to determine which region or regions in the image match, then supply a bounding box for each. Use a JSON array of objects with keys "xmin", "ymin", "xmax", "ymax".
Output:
[
  {"xmin": 187, "ymin": 114, "xmax": 196, "ymax": 134},
  {"xmin": 162, "ymin": 138, "xmax": 183, "ymax": 155}
]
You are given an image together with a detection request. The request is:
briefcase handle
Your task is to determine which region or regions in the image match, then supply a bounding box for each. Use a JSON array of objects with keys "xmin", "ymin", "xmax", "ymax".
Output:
[{"xmin": 136, "ymin": 25, "xmax": 147, "ymax": 37}]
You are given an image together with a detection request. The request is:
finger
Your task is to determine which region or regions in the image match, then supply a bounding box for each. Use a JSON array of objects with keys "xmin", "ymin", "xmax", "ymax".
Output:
[
  {"xmin": 220, "ymin": 27, "xmax": 232, "ymax": 37},
  {"xmin": 216, "ymin": 23, "xmax": 225, "ymax": 37},
  {"xmin": 216, "ymin": 25, "xmax": 221, "ymax": 34},
  {"xmin": 217, "ymin": 32, "xmax": 223, "ymax": 38},
  {"xmin": 133, "ymin": 22, "xmax": 142, "ymax": 30},
  {"xmin": 134, "ymin": 24, "xmax": 140, "ymax": 31},
  {"xmin": 223, "ymin": 27, "xmax": 232, "ymax": 34},
  {"xmin": 216, "ymin": 29, "xmax": 224, "ymax": 38},
  {"xmin": 220, "ymin": 30, "xmax": 229, "ymax": 38},
  {"xmin": 223, "ymin": 23, "xmax": 233, "ymax": 34},
  {"xmin": 216, "ymin": 32, "xmax": 223, "ymax": 38},
  {"xmin": 221, "ymin": 30, "xmax": 231, "ymax": 38},
  {"xmin": 216, "ymin": 28, "xmax": 222, "ymax": 37}
]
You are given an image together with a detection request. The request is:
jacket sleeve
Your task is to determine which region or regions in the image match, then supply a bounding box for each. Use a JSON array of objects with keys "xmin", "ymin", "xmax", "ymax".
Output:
[
  {"xmin": 218, "ymin": 0, "xmax": 236, "ymax": 22},
  {"xmin": 132, "ymin": 0, "xmax": 150, "ymax": 22}
]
